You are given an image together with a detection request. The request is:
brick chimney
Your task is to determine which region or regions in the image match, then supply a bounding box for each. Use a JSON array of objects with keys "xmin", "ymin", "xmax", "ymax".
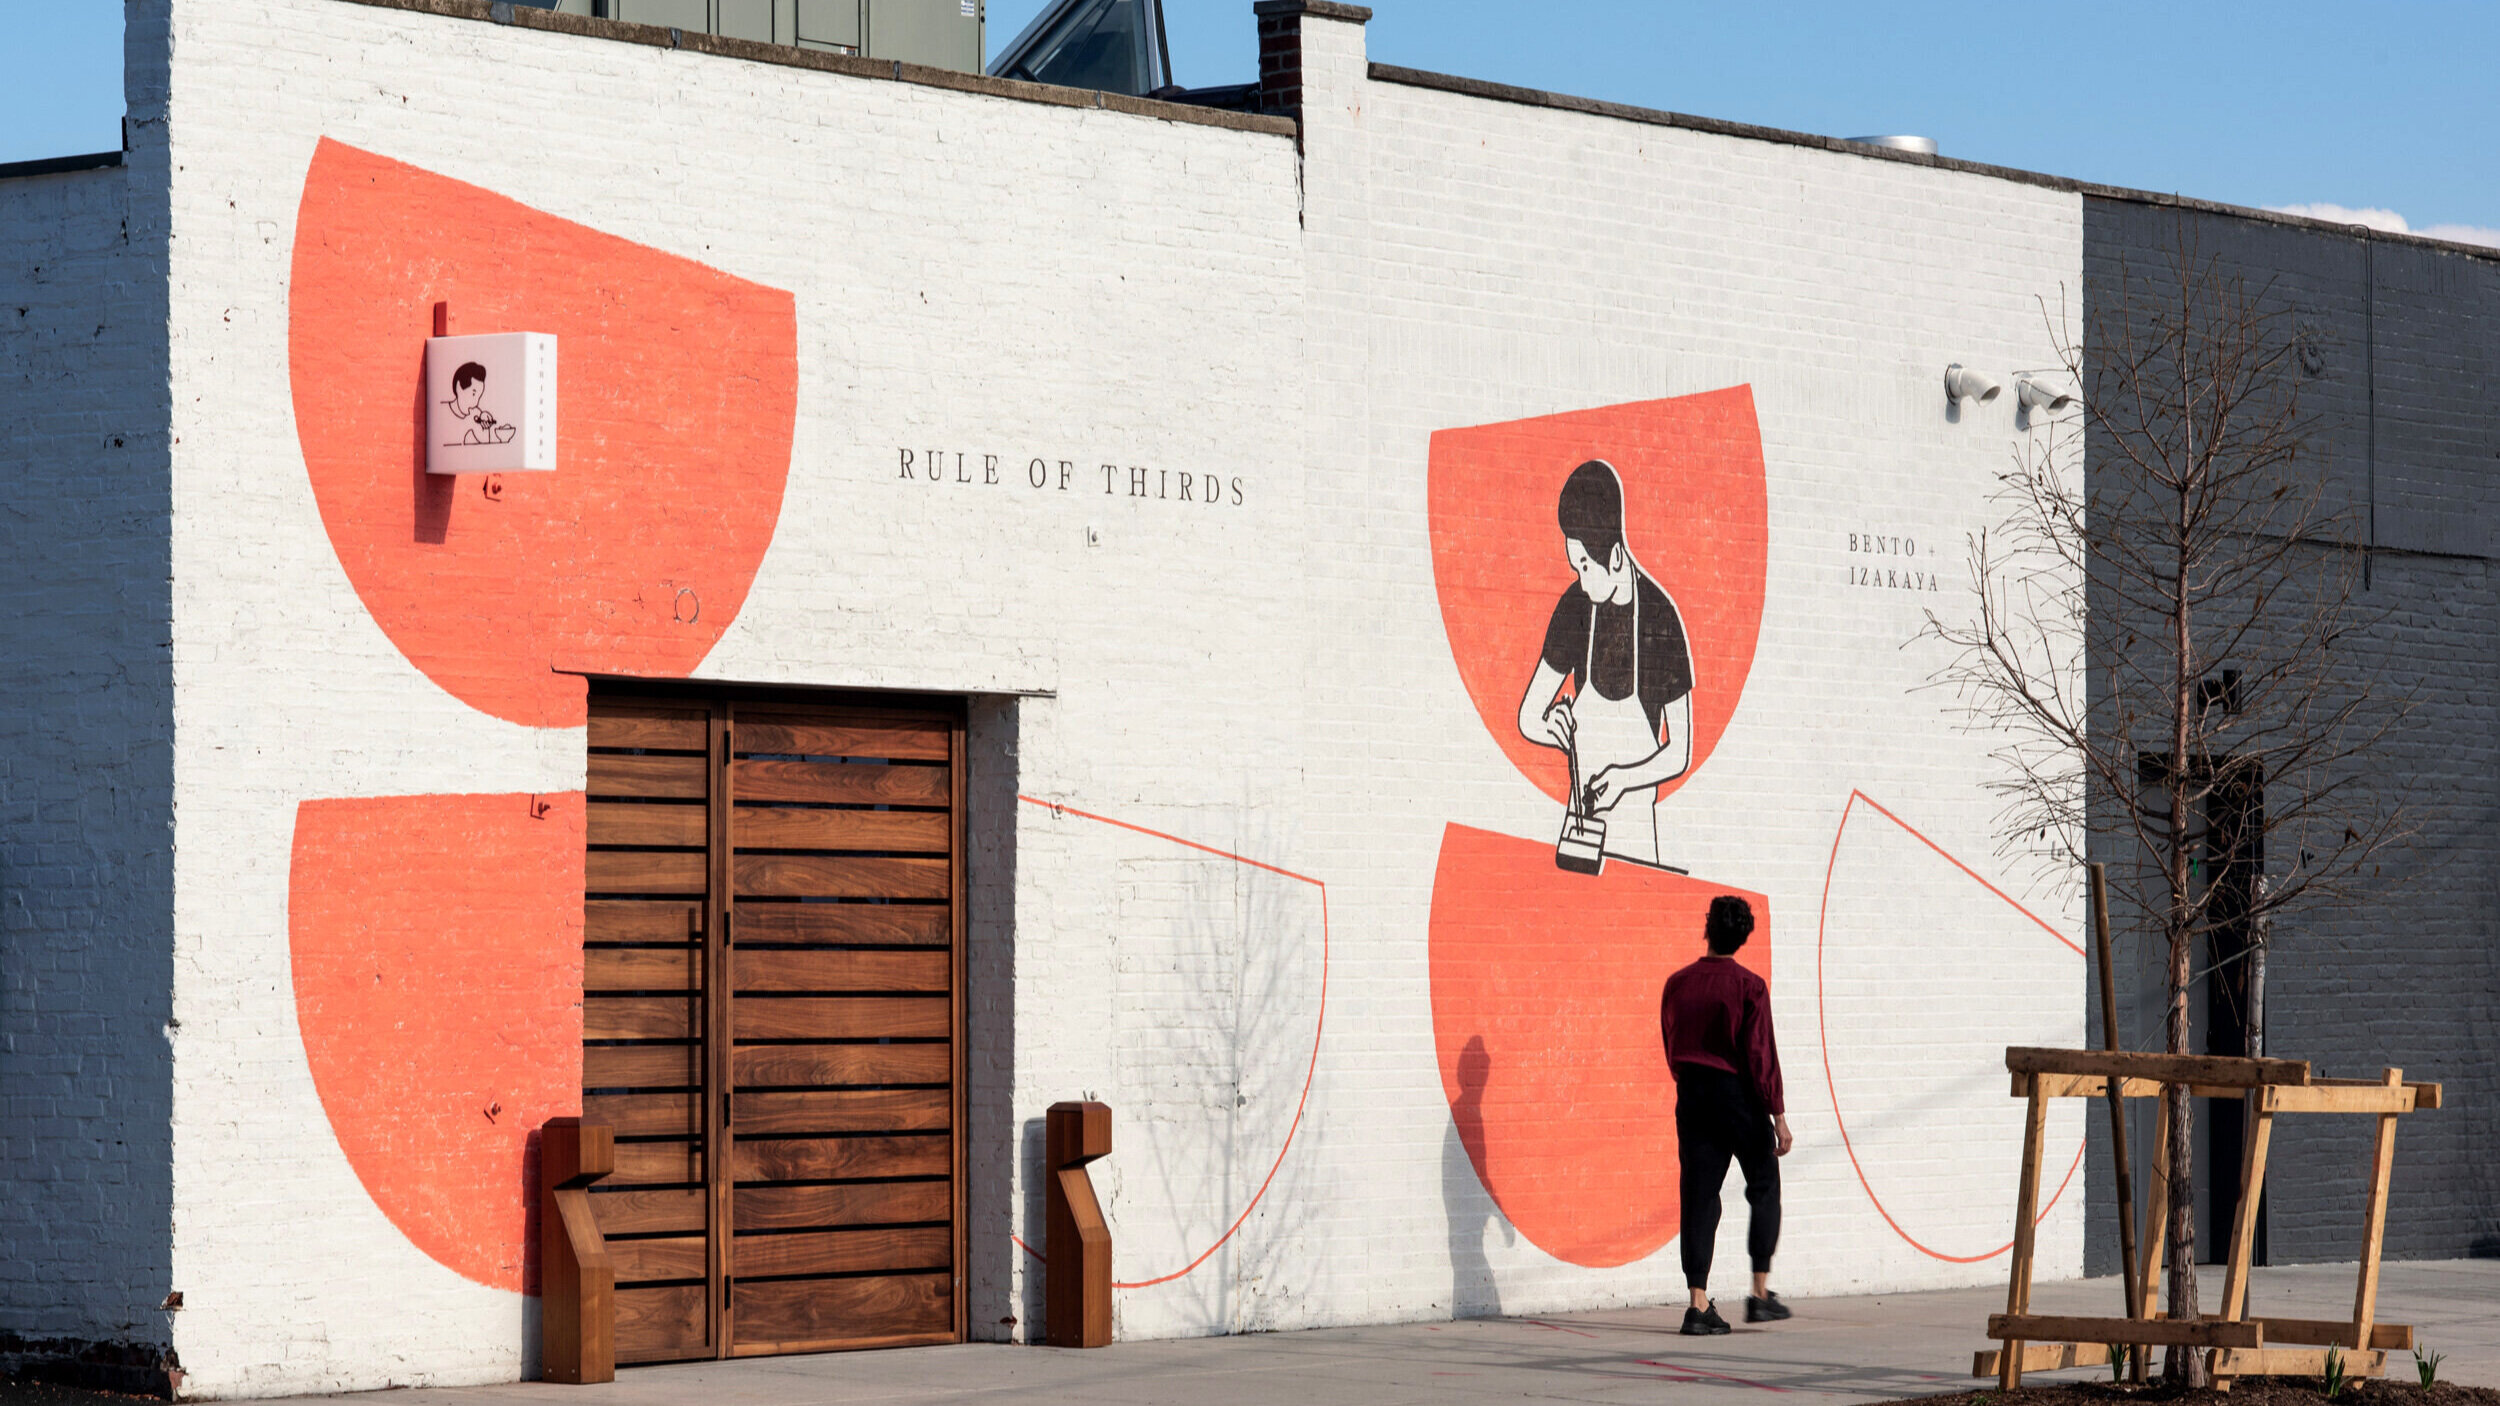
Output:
[{"xmin": 1254, "ymin": 0, "xmax": 1372, "ymax": 122}]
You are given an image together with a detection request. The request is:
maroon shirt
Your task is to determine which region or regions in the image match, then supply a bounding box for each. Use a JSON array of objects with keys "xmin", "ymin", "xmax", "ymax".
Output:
[{"xmin": 1660, "ymin": 955, "xmax": 1785, "ymax": 1115}]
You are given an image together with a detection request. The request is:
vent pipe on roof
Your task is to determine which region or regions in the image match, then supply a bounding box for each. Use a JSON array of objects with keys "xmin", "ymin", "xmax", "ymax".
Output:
[{"xmin": 1845, "ymin": 134, "xmax": 1940, "ymax": 156}]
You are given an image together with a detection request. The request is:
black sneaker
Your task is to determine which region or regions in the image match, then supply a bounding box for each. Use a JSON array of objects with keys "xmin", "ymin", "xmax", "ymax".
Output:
[
  {"xmin": 1745, "ymin": 1292, "xmax": 1791, "ymax": 1323},
  {"xmin": 1680, "ymin": 1302, "xmax": 1734, "ymax": 1336}
]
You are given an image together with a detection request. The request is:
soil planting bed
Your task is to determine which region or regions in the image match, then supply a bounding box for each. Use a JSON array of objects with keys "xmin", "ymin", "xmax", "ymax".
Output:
[{"xmin": 1912, "ymin": 1381, "xmax": 2498, "ymax": 1406}]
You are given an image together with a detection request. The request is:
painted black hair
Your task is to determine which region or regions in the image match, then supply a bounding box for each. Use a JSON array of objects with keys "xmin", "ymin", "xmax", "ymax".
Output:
[
  {"xmin": 453, "ymin": 361, "xmax": 488, "ymax": 392},
  {"xmin": 1556, "ymin": 459, "xmax": 1625, "ymax": 567},
  {"xmin": 1705, "ymin": 894, "xmax": 1755, "ymax": 955}
]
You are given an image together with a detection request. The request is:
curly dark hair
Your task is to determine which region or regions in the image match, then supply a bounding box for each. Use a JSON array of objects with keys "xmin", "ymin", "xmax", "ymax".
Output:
[{"xmin": 1705, "ymin": 894, "xmax": 1755, "ymax": 955}]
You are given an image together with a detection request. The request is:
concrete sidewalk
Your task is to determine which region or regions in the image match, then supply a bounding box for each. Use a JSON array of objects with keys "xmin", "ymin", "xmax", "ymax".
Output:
[{"xmin": 214, "ymin": 1261, "xmax": 2500, "ymax": 1405}]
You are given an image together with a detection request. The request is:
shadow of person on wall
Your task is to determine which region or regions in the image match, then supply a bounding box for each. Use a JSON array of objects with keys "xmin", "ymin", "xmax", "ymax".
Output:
[{"xmin": 1443, "ymin": 1035, "xmax": 1513, "ymax": 1318}]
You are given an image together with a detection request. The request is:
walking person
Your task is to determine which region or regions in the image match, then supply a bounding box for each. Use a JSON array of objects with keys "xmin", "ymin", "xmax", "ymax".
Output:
[{"xmin": 1660, "ymin": 895, "xmax": 1793, "ymax": 1335}]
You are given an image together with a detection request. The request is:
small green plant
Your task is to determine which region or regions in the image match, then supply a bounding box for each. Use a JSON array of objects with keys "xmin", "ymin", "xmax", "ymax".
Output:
[
  {"xmin": 2107, "ymin": 1343, "xmax": 2130, "ymax": 1382},
  {"xmin": 2323, "ymin": 1343, "xmax": 2349, "ymax": 1400},
  {"xmin": 2414, "ymin": 1346, "xmax": 2445, "ymax": 1389}
]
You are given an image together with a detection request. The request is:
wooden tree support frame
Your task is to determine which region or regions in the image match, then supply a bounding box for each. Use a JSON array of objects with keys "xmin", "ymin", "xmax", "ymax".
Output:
[{"xmin": 1981, "ymin": 1049, "xmax": 2438, "ymax": 1391}]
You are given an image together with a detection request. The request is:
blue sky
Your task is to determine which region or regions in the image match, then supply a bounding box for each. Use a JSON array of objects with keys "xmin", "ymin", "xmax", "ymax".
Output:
[{"xmin": 12, "ymin": 2, "xmax": 2496, "ymax": 243}]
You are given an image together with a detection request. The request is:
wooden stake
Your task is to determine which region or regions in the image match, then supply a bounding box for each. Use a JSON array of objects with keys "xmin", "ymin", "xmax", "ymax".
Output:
[
  {"xmin": 2217, "ymin": 1105, "xmax": 2273, "ymax": 1322},
  {"xmin": 2001, "ymin": 1080, "xmax": 2050, "ymax": 1391},
  {"xmin": 2351, "ymin": 1068, "xmax": 2401, "ymax": 1355},
  {"xmin": 2134, "ymin": 1090, "xmax": 2171, "ymax": 1382},
  {"xmin": 2210, "ymin": 1102, "xmax": 2275, "ymax": 1392}
]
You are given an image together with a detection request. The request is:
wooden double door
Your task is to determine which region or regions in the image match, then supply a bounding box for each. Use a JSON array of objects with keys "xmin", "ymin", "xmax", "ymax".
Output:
[{"xmin": 582, "ymin": 690, "xmax": 965, "ymax": 1362}]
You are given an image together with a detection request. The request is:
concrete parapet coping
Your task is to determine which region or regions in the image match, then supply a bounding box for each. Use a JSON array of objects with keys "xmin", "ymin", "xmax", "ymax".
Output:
[
  {"xmin": 325, "ymin": 0, "xmax": 1298, "ymax": 138},
  {"xmin": 1368, "ymin": 62, "xmax": 2500, "ymax": 263},
  {"xmin": 1251, "ymin": 1, "xmax": 1375, "ymax": 21},
  {"xmin": 0, "ymin": 151, "xmax": 125, "ymax": 181}
]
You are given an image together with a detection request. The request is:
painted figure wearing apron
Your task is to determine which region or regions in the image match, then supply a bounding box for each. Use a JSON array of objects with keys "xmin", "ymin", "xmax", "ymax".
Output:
[{"xmin": 1570, "ymin": 586, "xmax": 1693, "ymax": 866}]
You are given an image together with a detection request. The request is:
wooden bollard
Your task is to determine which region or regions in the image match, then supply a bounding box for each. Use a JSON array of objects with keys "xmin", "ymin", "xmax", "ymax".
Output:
[
  {"xmin": 1045, "ymin": 1101, "xmax": 1113, "ymax": 1348},
  {"xmin": 540, "ymin": 1118, "xmax": 616, "ymax": 1383}
]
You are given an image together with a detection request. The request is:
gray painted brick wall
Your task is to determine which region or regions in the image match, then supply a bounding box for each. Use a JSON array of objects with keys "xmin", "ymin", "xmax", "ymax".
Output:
[
  {"xmin": 2082, "ymin": 197, "xmax": 2500, "ymax": 1274},
  {"xmin": 0, "ymin": 154, "xmax": 177, "ymax": 1365}
]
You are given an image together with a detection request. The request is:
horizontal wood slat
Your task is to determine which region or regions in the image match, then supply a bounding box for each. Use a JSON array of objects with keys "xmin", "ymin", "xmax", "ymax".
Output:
[
  {"xmin": 735, "ymin": 720, "xmax": 951, "ymax": 762},
  {"xmin": 610, "ymin": 1235, "xmax": 708, "ymax": 1283},
  {"xmin": 731, "ymin": 1088, "xmax": 950, "ymax": 1135},
  {"xmin": 588, "ymin": 849, "xmax": 709, "ymax": 895},
  {"xmin": 733, "ymin": 1181, "xmax": 952, "ymax": 1233},
  {"xmin": 732, "ymin": 807, "xmax": 950, "ymax": 853},
  {"xmin": 586, "ymin": 948, "xmax": 699, "ymax": 993},
  {"xmin": 590, "ymin": 693, "xmax": 964, "ymax": 1363},
  {"xmin": 589, "ymin": 710, "xmax": 709, "ymax": 751},
  {"xmin": 586, "ymin": 1044, "xmax": 702, "ymax": 1089},
  {"xmin": 589, "ymin": 802, "xmax": 709, "ymax": 848},
  {"xmin": 1987, "ymin": 1314, "xmax": 2262, "ymax": 1348},
  {"xmin": 731, "ymin": 1273, "xmax": 950, "ymax": 1347},
  {"xmin": 588, "ymin": 1186, "xmax": 708, "ymax": 1237},
  {"xmin": 732, "ymin": 1226, "xmax": 953, "ymax": 1281},
  {"xmin": 733, "ymin": 1044, "xmax": 951, "ymax": 1089},
  {"xmin": 731, "ymin": 997, "xmax": 950, "ymax": 1041},
  {"xmin": 730, "ymin": 904, "xmax": 948, "ymax": 946},
  {"xmin": 585, "ymin": 901, "xmax": 700, "ymax": 942},
  {"xmin": 2257, "ymin": 1319, "xmax": 2414, "ymax": 1351},
  {"xmin": 2004, "ymin": 1047, "xmax": 2311, "ymax": 1087},
  {"xmin": 2262, "ymin": 1084, "xmax": 2419, "ymax": 1114},
  {"xmin": 584, "ymin": 1092, "xmax": 701, "ymax": 1139},
  {"xmin": 584, "ymin": 995, "xmax": 696, "ymax": 1041},
  {"xmin": 589, "ymin": 753, "xmax": 710, "ymax": 799},
  {"xmin": 732, "ymin": 1134, "xmax": 950, "ymax": 1184},
  {"xmin": 2212, "ymin": 1349, "xmax": 2386, "ymax": 1379},
  {"xmin": 731, "ymin": 760, "xmax": 947, "ymax": 806},
  {"xmin": 1974, "ymin": 1342, "xmax": 2114, "ymax": 1376},
  {"xmin": 734, "ymin": 854, "xmax": 948, "ymax": 901},
  {"xmin": 614, "ymin": 1283, "xmax": 708, "ymax": 1363},
  {"xmin": 608, "ymin": 1139, "xmax": 706, "ymax": 1187},
  {"xmin": 734, "ymin": 950, "xmax": 948, "ymax": 994}
]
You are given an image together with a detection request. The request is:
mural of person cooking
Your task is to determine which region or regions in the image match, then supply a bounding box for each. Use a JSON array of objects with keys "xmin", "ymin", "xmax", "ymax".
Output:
[{"xmin": 1515, "ymin": 459, "xmax": 1695, "ymax": 873}]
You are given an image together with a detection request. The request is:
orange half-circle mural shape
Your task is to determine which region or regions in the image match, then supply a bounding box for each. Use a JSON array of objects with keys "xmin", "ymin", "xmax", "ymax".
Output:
[
  {"xmin": 1425, "ymin": 389, "xmax": 1774, "ymax": 1266},
  {"xmin": 290, "ymin": 792, "xmax": 586, "ymax": 1292},
  {"xmin": 289, "ymin": 138, "xmax": 798, "ymax": 729},
  {"xmin": 1427, "ymin": 387, "xmax": 1769, "ymax": 807},
  {"xmin": 1430, "ymin": 823, "xmax": 1770, "ymax": 1267}
]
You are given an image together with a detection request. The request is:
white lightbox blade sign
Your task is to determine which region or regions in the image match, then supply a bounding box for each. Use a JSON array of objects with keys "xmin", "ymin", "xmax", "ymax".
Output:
[{"xmin": 425, "ymin": 332, "xmax": 558, "ymax": 473}]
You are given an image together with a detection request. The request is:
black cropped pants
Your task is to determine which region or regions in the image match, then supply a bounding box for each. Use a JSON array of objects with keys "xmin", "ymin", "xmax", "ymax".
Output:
[{"xmin": 1673, "ymin": 1063, "xmax": 1781, "ymax": 1289}]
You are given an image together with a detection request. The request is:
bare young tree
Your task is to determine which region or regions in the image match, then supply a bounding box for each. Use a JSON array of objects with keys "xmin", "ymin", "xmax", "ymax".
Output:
[{"xmin": 1923, "ymin": 224, "xmax": 2410, "ymax": 1384}]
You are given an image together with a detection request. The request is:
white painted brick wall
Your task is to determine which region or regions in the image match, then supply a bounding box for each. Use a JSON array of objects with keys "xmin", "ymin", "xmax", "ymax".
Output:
[
  {"xmin": 109, "ymin": 0, "xmax": 2087, "ymax": 1394},
  {"xmin": 1288, "ymin": 10, "xmax": 2089, "ymax": 1324}
]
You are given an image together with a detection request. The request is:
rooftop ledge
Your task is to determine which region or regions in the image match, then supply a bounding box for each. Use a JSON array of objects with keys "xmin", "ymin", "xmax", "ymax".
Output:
[
  {"xmin": 78, "ymin": 0, "xmax": 2497, "ymax": 262},
  {"xmin": 1369, "ymin": 64, "xmax": 2500, "ymax": 262},
  {"xmin": 327, "ymin": 0, "xmax": 1296, "ymax": 138}
]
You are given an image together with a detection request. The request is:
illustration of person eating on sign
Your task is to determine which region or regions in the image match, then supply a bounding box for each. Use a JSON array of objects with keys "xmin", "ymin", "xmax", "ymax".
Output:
[
  {"xmin": 1515, "ymin": 459, "xmax": 1696, "ymax": 875},
  {"xmin": 443, "ymin": 360, "xmax": 518, "ymax": 446}
]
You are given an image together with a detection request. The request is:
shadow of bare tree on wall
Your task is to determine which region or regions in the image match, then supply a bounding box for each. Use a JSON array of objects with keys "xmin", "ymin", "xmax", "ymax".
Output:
[{"xmin": 1103, "ymin": 810, "xmax": 1325, "ymax": 1337}]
